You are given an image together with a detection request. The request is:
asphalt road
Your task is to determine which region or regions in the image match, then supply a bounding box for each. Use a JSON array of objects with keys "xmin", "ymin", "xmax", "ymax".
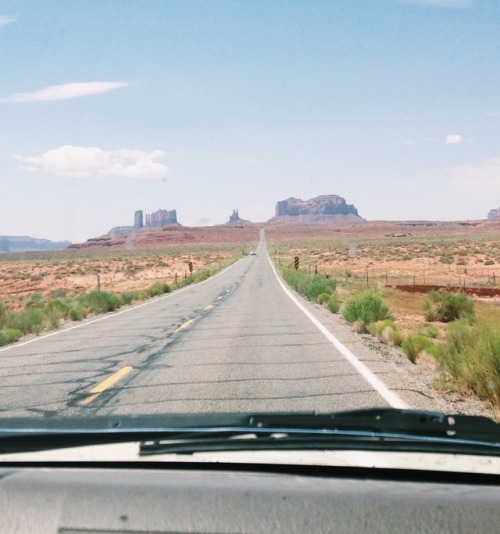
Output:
[{"xmin": 0, "ymin": 236, "xmax": 409, "ymax": 419}]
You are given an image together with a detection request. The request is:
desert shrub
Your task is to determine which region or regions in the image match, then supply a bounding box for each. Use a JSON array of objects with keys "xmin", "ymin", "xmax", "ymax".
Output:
[
  {"xmin": 422, "ymin": 290, "xmax": 475, "ymax": 323},
  {"xmin": 433, "ymin": 320, "xmax": 500, "ymax": 406},
  {"xmin": 6, "ymin": 308, "xmax": 44, "ymax": 335},
  {"xmin": 402, "ymin": 333, "xmax": 436, "ymax": 364},
  {"xmin": 484, "ymin": 259, "xmax": 495, "ymax": 266},
  {"xmin": 24, "ymin": 292, "xmax": 45, "ymax": 309},
  {"xmin": 0, "ymin": 328, "xmax": 23, "ymax": 346},
  {"xmin": 193, "ymin": 269, "xmax": 212, "ymax": 282},
  {"xmin": 148, "ymin": 282, "xmax": 171, "ymax": 297},
  {"xmin": 0, "ymin": 301, "xmax": 6, "ymax": 328},
  {"xmin": 81, "ymin": 291, "xmax": 122, "ymax": 314},
  {"xmin": 282, "ymin": 269, "xmax": 336, "ymax": 300},
  {"xmin": 69, "ymin": 308, "xmax": 84, "ymax": 321},
  {"xmin": 326, "ymin": 294, "xmax": 340, "ymax": 314},
  {"xmin": 367, "ymin": 320, "xmax": 402, "ymax": 347},
  {"xmin": 440, "ymin": 255, "xmax": 453, "ymax": 264},
  {"xmin": 305, "ymin": 275, "xmax": 336, "ymax": 300},
  {"xmin": 121, "ymin": 292, "xmax": 137, "ymax": 305},
  {"xmin": 282, "ymin": 269, "xmax": 309, "ymax": 293},
  {"xmin": 352, "ymin": 320, "xmax": 366, "ymax": 333},
  {"xmin": 317, "ymin": 292, "xmax": 331, "ymax": 304},
  {"xmin": 44, "ymin": 307, "xmax": 61, "ymax": 329},
  {"xmin": 45, "ymin": 298, "xmax": 70, "ymax": 319},
  {"xmin": 417, "ymin": 323, "xmax": 439, "ymax": 339},
  {"xmin": 342, "ymin": 290, "xmax": 392, "ymax": 327}
]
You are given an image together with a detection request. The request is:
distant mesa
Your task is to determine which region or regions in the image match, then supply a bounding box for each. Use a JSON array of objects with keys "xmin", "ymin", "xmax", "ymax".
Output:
[
  {"xmin": 110, "ymin": 208, "xmax": 179, "ymax": 235},
  {"xmin": 271, "ymin": 195, "xmax": 364, "ymax": 222},
  {"xmin": 487, "ymin": 207, "xmax": 500, "ymax": 220},
  {"xmin": 0, "ymin": 236, "xmax": 70, "ymax": 253},
  {"xmin": 226, "ymin": 209, "xmax": 250, "ymax": 225}
]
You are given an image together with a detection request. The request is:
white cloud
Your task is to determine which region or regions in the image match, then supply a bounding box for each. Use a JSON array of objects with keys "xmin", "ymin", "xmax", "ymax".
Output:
[
  {"xmin": 445, "ymin": 134, "xmax": 463, "ymax": 144},
  {"xmin": 14, "ymin": 145, "xmax": 168, "ymax": 179},
  {"xmin": 0, "ymin": 14, "xmax": 17, "ymax": 27},
  {"xmin": 1, "ymin": 81, "xmax": 133, "ymax": 103}
]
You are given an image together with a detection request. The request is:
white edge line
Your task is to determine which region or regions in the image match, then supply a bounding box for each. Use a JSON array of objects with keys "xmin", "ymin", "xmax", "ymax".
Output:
[
  {"xmin": 268, "ymin": 255, "xmax": 408, "ymax": 409},
  {"xmin": 0, "ymin": 258, "xmax": 244, "ymax": 353}
]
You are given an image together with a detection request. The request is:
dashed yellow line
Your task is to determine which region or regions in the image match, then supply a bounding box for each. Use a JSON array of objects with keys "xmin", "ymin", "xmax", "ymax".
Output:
[
  {"xmin": 80, "ymin": 366, "xmax": 133, "ymax": 406},
  {"xmin": 174, "ymin": 318, "xmax": 194, "ymax": 333},
  {"xmin": 204, "ymin": 304, "xmax": 214, "ymax": 311}
]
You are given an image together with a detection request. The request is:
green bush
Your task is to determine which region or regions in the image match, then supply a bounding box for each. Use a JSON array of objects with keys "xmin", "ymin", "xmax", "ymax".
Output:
[
  {"xmin": 192, "ymin": 269, "xmax": 212, "ymax": 282},
  {"xmin": 326, "ymin": 294, "xmax": 340, "ymax": 314},
  {"xmin": 367, "ymin": 320, "xmax": 402, "ymax": 347},
  {"xmin": 416, "ymin": 323, "xmax": 439, "ymax": 339},
  {"xmin": 6, "ymin": 308, "xmax": 44, "ymax": 335},
  {"xmin": 0, "ymin": 328, "xmax": 23, "ymax": 346},
  {"xmin": 422, "ymin": 290, "xmax": 475, "ymax": 323},
  {"xmin": 342, "ymin": 290, "xmax": 392, "ymax": 327},
  {"xmin": 121, "ymin": 292, "xmax": 137, "ymax": 305},
  {"xmin": 317, "ymin": 292, "xmax": 331, "ymax": 304},
  {"xmin": 44, "ymin": 307, "xmax": 60, "ymax": 329},
  {"xmin": 69, "ymin": 307, "xmax": 84, "ymax": 321},
  {"xmin": 24, "ymin": 292, "xmax": 45, "ymax": 309},
  {"xmin": 81, "ymin": 291, "xmax": 122, "ymax": 314},
  {"xmin": 0, "ymin": 300, "xmax": 6, "ymax": 328},
  {"xmin": 45, "ymin": 298, "xmax": 70, "ymax": 319},
  {"xmin": 401, "ymin": 333, "xmax": 436, "ymax": 363},
  {"xmin": 282, "ymin": 269, "xmax": 336, "ymax": 301},
  {"xmin": 148, "ymin": 282, "xmax": 170, "ymax": 297},
  {"xmin": 305, "ymin": 276, "xmax": 336, "ymax": 300},
  {"xmin": 433, "ymin": 320, "xmax": 500, "ymax": 406}
]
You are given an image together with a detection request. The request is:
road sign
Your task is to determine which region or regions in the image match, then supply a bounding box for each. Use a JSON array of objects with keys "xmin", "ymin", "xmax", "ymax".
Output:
[
  {"xmin": 294, "ymin": 256, "xmax": 299, "ymax": 270},
  {"xmin": 188, "ymin": 261, "xmax": 193, "ymax": 273}
]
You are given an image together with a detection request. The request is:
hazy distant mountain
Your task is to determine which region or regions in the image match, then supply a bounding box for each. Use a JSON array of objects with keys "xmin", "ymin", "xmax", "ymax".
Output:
[
  {"xmin": 488, "ymin": 207, "xmax": 500, "ymax": 220},
  {"xmin": 0, "ymin": 236, "xmax": 71, "ymax": 253}
]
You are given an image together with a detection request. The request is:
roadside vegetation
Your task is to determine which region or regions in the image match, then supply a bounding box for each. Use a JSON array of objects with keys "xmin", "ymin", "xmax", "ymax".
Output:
[
  {"xmin": 271, "ymin": 233, "xmax": 500, "ymax": 415},
  {"xmin": 0, "ymin": 247, "xmax": 247, "ymax": 348},
  {"xmin": 282, "ymin": 268, "xmax": 339, "ymax": 313}
]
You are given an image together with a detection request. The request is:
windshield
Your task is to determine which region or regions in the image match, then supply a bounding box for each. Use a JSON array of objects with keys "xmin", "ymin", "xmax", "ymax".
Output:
[{"xmin": 0, "ymin": 1, "xmax": 499, "ymax": 455}]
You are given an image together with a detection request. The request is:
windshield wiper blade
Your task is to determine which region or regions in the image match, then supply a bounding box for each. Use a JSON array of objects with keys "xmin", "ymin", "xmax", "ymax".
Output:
[
  {"xmin": 138, "ymin": 409, "xmax": 500, "ymax": 456},
  {"xmin": 249, "ymin": 408, "xmax": 500, "ymax": 443},
  {"xmin": 0, "ymin": 409, "xmax": 498, "ymax": 456}
]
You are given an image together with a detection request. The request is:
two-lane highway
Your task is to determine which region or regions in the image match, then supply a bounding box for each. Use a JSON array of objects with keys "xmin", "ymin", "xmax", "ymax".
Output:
[{"xmin": 0, "ymin": 236, "xmax": 408, "ymax": 418}]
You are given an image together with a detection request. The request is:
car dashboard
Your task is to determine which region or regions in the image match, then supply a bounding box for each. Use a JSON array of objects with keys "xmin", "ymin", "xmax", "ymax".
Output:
[{"xmin": 1, "ymin": 461, "xmax": 499, "ymax": 533}]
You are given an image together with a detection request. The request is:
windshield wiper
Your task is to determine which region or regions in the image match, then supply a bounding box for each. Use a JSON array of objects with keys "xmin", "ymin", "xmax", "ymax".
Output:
[
  {"xmin": 138, "ymin": 409, "xmax": 500, "ymax": 457},
  {"xmin": 0, "ymin": 409, "xmax": 498, "ymax": 457}
]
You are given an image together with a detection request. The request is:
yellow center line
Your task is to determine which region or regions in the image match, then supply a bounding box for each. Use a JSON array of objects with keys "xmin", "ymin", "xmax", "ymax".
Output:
[
  {"xmin": 79, "ymin": 366, "xmax": 133, "ymax": 406},
  {"xmin": 204, "ymin": 304, "xmax": 214, "ymax": 311},
  {"xmin": 174, "ymin": 318, "xmax": 194, "ymax": 333}
]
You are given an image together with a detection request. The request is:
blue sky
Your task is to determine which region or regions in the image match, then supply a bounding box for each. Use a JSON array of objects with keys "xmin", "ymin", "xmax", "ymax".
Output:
[{"xmin": 1, "ymin": 0, "xmax": 500, "ymax": 242}]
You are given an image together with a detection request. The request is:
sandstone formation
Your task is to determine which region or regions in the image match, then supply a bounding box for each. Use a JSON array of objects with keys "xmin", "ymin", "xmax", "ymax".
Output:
[
  {"xmin": 144, "ymin": 208, "xmax": 178, "ymax": 227},
  {"xmin": 110, "ymin": 208, "xmax": 179, "ymax": 235},
  {"xmin": 226, "ymin": 209, "xmax": 250, "ymax": 225},
  {"xmin": 487, "ymin": 207, "xmax": 500, "ymax": 220},
  {"xmin": 272, "ymin": 195, "xmax": 363, "ymax": 222}
]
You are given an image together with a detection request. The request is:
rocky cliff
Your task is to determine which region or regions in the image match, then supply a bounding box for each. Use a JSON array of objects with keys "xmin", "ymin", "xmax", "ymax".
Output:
[
  {"xmin": 272, "ymin": 195, "xmax": 363, "ymax": 221},
  {"xmin": 487, "ymin": 207, "xmax": 500, "ymax": 220}
]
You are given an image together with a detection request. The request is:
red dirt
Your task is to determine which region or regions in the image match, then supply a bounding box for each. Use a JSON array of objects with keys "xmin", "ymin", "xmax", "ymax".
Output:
[{"xmin": 390, "ymin": 284, "xmax": 500, "ymax": 297}]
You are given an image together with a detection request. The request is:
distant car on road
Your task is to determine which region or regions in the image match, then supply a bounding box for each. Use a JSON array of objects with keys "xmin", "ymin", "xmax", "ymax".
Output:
[{"xmin": 250, "ymin": 251, "xmax": 257, "ymax": 256}]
